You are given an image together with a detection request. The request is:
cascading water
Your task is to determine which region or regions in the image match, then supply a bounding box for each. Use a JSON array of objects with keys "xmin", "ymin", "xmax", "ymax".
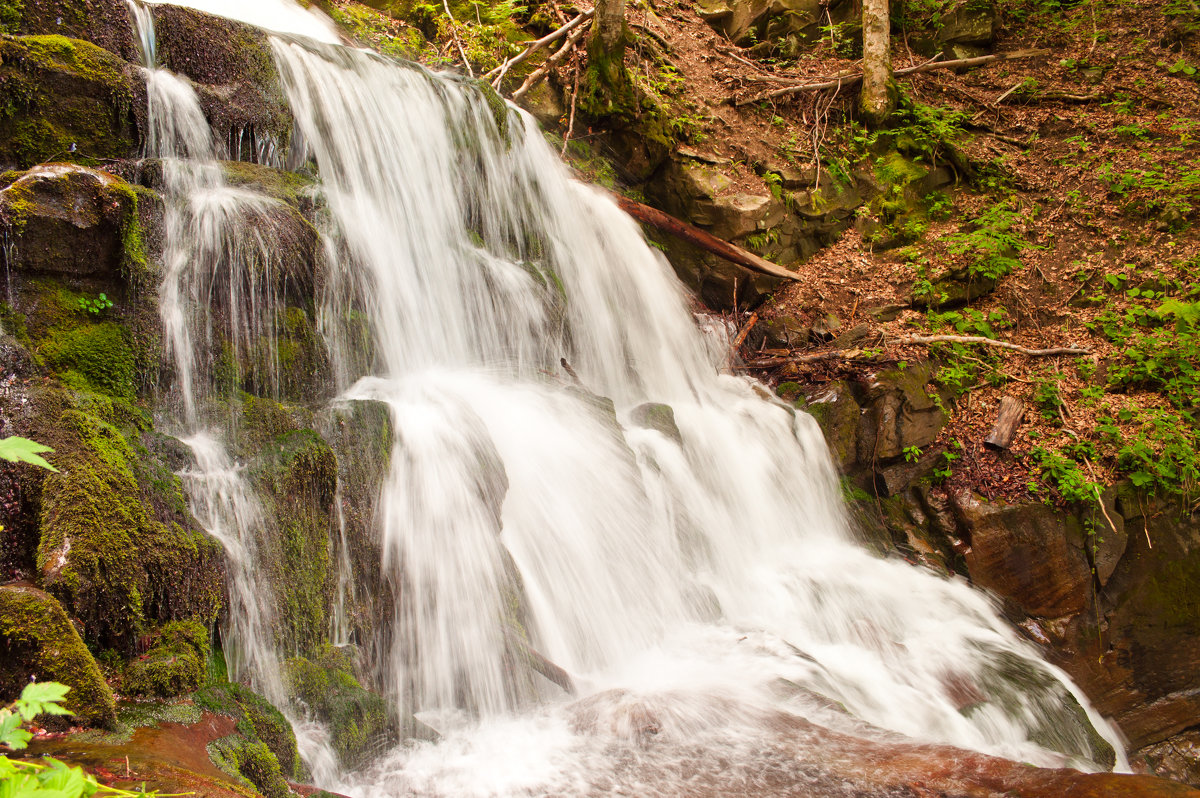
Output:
[{"xmin": 130, "ymin": 0, "xmax": 1128, "ymax": 794}]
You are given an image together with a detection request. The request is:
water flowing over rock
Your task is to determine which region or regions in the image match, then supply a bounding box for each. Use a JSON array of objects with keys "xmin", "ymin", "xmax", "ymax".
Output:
[{"xmin": 4, "ymin": 0, "xmax": 1199, "ymax": 795}]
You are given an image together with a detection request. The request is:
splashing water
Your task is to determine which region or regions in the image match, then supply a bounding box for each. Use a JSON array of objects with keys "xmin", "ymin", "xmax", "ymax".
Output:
[{"xmin": 130, "ymin": 0, "xmax": 1128, "ymax": 794}]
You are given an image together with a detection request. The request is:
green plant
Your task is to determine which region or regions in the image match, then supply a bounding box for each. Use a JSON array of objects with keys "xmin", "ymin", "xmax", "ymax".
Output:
[
  {"xmin": 903, "ymin": 445, "xmax": 922, "ymax": 462},
  {"xmin": 942, "ymin": 197, "xmax": 1039, "ymax": 281},
  {"xmin": 1, "ymin": 682, "xmax": 166, "ymax": 798},
  {"xmin": 78, "ymin": 293, "xmax": 113, "ymax": 316},
  {"xmin": 0, "ymin": 436, "xmax": 57, "ymax": 471}
]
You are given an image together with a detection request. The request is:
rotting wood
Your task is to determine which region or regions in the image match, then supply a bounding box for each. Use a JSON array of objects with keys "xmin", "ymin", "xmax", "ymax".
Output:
[
  {"xmin": 984, "ymin": 396, "xmax": 1025, "ymax": 450},
  {"xmin": 726, "ymin": 312, "xmax": 760, "ymax": 369},
  {"xmin": 612, "ymin": 195, "xmax": 800, "ymax": 282},
  {"xmin": 486, "ymin": 10, "xmax": 594, "ymax": 86},
  {"xmin": 736, "ymin": 49, "xmax": 1050, "ymax": 106}
]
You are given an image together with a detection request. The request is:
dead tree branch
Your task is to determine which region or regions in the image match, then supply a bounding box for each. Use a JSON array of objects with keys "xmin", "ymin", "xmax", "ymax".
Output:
[
  {"xmin": 736, "ymin": 49, "xmax": 1049, "ymax": 106},
  {"xmin": 512, "ymin": 25, "xmax": 589, "ymax": 100},
  {"xmin": 893, "ymin": 335, "xmax": 1091, "ymax": 356},
  {"xmin": 486, "ymin": 10, "xmax": 595, "ymax": 87}
]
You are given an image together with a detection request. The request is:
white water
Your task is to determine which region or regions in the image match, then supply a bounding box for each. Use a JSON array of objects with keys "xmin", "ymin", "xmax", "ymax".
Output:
[{"xmin": 131, "ymin": 1, "xmax": 1127, "ymax": 794}]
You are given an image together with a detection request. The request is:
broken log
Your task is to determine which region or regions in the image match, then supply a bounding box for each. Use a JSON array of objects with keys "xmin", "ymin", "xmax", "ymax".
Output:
[
  {"xmin": 893, "ymin": 335, "xmax": 1091, "ymax": 356},
  {"xmin": 984, "ymin": 396, "xmax": 1025, "ymax": 450},
  {"xmin": 486, "ymin": 9, "xmax": 594, "ymax": 85},
  {"xmin": 736, "ymin": 49, "xmax": 1050, "ymax": 106},
  {"xmin": 612, "ymin": 195, "xmax": 800, "ymax": 282}
]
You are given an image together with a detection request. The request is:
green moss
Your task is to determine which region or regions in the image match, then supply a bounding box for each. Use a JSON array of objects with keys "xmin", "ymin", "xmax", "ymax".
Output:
[
  {"xmin": 776, "ymin": 381, "xmax": 803, "ymax": 401},
  {"xmin": 35, "ymin": 406, "xmax": 223, "ymax": 653},
  {"xmin": 38, "ymin": 321, "xmax": 137, "ymax": 398},
  {"xmin": 1137, "ymin": 549, "xmax": 1200, "ymax": 628},
  {"xmin": 285, "ymin": 648, "xmax": 393, "ymax": 768},
  {"xmin": 0, "ymin": 584, "xmax": 116, "ymax": 726},
  {"xmin": 0, "ymin": 0, "xmax": 23, "ymax": 34},
  {"xmin": 209, "ymin": 736, "xmax": 291, "ymax": 798},
  {"xmin": 123, "ymin": 620, "xmax": 211, "ymax": 698},
  {"xmin": 0, "ymin": 35, "xmax": 136, "ymax": 167},
  {"xmin": 196, "ymin": 682, "xmax": 300, "ymax": 783},
  {"xmin": 474, "ymin": 80, "xmax": 510, "ymax": 143}
]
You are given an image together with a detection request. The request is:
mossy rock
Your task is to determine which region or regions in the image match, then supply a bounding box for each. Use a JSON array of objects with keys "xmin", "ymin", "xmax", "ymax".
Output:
[
  {"xmin": 0, "ymin": 583, "xmax": 116, "ymax": 726},
  {"xmin": 151, "ymin": 6, "xmax": 292, "ymax": 153},
  {"xmin": 195, "ymin": 681, "xmax": 301, "ymax": 785},
  {"xmin": 0, "ymin": 164, "xmax": 149, "ymax": 279},
  {"xmin": 123, "ymin": 620, "xmax": 211, "ymax": 698},
  {"xmin": 285, "ymin": 648, "xmax": 394, "ymax": 768},
  {"xmin": 35, "ymin": 405, "xmax": 223, "ymax": 654},
  {"xmin": 0, "ymin": 35, "xmax": 138, "ymax": 169},
  {"xmin": 5, "ymin": 0, "xmax": 138, "ymax": 61},
  {"xmin": 38, "ymin": 321, "xmax": 137, "ymax": 398},
  {"xmin": 629, "ymin": 402, "xmax": 682, "ymax": 445}
]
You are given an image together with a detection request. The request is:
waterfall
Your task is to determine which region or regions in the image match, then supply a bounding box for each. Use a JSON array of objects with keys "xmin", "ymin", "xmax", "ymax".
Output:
[{"xmin": 130, "ymin": 0, "xmax": 1127, "ymax": 794}]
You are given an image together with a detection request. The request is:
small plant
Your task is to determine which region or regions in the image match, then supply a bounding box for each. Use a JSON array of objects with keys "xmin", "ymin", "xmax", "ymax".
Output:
[
  {"xmin": 903, "ymin": 445, "xmax": 922, "ymax": 463},
  {"xmin": 78, "ymin": 293, "xmax": 113, "ymax": 316},
  {"xmin": 0, "ymin": 437, "xmax": 58, "ymax": 471}
]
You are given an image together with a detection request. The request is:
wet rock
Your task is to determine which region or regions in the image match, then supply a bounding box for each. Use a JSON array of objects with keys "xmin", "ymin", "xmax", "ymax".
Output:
[
  {"xmin": 873, "ymin": 445, "xmax": 944, "ymax": 497},
  {"xmin": 1092, "ymin": 485, "xmax": 1129, "ymax": 586},
  {"xmin": 198, "ymin": 681, "xmax": 300, "ymax": 797},
  {"xmin": 802, "ymin": 381, "xmax": 859, "ymax": 472},
  {"xmin": 699, "ymin": 0, "xmax": 825, "ymax": 47},
  {"xmin": 1139, "ymin": 730, "xmax": 1200, "ymax": 787},
  {"xmin": 0, "ymin": 583, "xmax": 116, "ymax": 725},
  {"xmin": 833, "ymin": 322, "xmax": 872, "ymax": 349},
  {"xmin": 0, "ymin": 164, "xmax": 146, "ymax": 278},
  {"xmin": 630, "ymin": 402, "xmax": 682, "ymax": 445},
  {"xmin": 285, "ymin": 647, "xmax": 396, "ymax": 769},
  {"xmin": 8, "ymin": 0, "xmax": 139, "ymax": 62},
  {"xmin": 152, "ymin": 6, "xmax": 293, "ymax": 157},
  {"xmin": 950, "ymin": 490, "xmax": 1091, "ymax": 618},
  {"xmin": 0, "ymin": 35, "xmax": 139, "ymax": 170}
]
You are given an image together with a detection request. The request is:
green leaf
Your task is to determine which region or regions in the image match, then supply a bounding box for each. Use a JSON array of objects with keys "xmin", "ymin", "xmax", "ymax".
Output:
[
  {"xmin": 0, "ymin": 438, "xmax": 58, "ymax": 472},
  {"xmin": 15, "ymin": 683, "xmax": 72, "ymax": 722},
  {"xmin": 0, "ymin": 712, "xmax": 31, "ymax": 751}
]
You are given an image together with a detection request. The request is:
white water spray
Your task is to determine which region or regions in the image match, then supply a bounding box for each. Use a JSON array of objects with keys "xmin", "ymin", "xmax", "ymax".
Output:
[{"xmin": 132, "ymin": 0, "xmax": 1127, "ymax": 794}]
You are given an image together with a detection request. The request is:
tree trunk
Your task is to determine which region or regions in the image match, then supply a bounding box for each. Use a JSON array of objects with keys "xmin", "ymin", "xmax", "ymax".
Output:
[
  {"xmin": 859, "ymin": 0, "xmax": 893, "ymax": 126},
  {"xmin": 583, "ymin": 0, "xmax": 631, "ymax": 116},
  {"xmin": 592, "ymin": 0, "xmax": 626, "ymax": 56}
]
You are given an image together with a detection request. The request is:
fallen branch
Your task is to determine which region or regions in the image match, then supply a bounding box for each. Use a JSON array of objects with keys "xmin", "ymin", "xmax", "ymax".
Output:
[
  {"xmin": 893, "ymin": 335, "xmax": 1091, "ymax": 356},
  {"xmin": 736, "ymin": 49, "xmax": 1049, "ymax": 106},
  {"xmin": 512, "ymin": 25, "xmax": 588, "ymax": 100},
  {"xmin": 486, "ymin": 9, "xmax": 594, "ymax": 86},
  {"xmin": 612, "ymin": 195, "xmax": 800, "ymax": 282}
]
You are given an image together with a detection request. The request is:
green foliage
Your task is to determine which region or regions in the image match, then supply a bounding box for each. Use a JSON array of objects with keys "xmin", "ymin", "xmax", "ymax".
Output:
[
  {"xmin": 123, "ymin": 621, "xmax": 210, "ymax": 698},
  {"xmin": 942, "ymin": 197, "xmax": 1039, "ymax": 281},
  {"xmin": 1033, "ymin": 371, "xmax": 1065, "ymax": 421},
  {"xmin": 77, "ymin": 293, "xmax": 113, "ymax": 316},
  {"xmin": 1, "ymin": 683, "xmax": 71, "ymax": 751},
  {"xmin": 903, "ymin": 445, "xmax": 922, "ymax": 463},
  {"xmin": 1031, "ymin": 447, "xmax": 1102, "ymax": 504},
  {"xmin": 0, "ymin": 436, "xmax": 57, "ymax": 471}
]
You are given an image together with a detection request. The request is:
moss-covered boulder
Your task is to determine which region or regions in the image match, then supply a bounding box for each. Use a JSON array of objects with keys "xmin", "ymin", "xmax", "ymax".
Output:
[
  {"xmin": 0, "ymin": 35, "xmax": 138, "ymax": 169},
  {"xmin": 0, "ymin": 164, "xmax": 148, "ymax": 279},
  {"xmin": 34, "ymin": 404, "xmax": 224, "ymax": 654},
  {"xmin": 123, "ymin": 619, "xmax": 211, "ymax": 698},
  {"xmin": 0, "ymin": 583, "xmax": 116, "ymax": 725},
  {"xmin": 3, "ymin": 0, "xmax": 139, "ymax": 62},
  {"xmin": 151, "ymin": 6, "xmax": 292, "ymax": 158},
  {"xmin": 285, "ymin": 647, "xmax": 394, "ymax": 768},
  {"xmin": 196, "ymin": 680, "xmax": 300, "ymax": 795}
]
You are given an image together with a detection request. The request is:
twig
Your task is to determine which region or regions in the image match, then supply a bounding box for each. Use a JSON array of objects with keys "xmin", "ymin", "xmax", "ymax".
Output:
[
  {"xmin": 994, "ymin": 81, "xmax": 1026, "ymax": 105},
  {"xmin": 443, "ymin": 0, "xmax": 474, "ymax": 78},
  {"xmin": 485, "ymin": 10, "xmax": 595, "ymax": 85},
  {"xmin": 512, "ymin": 25, "xmax": 588, "ymax": 100},
  {"xmin": 736, "ymin": 49, "xmax": 1049, "ymax": 106},
  {"xmin": 561, "ymin": 58, "xmax": 580, "ymax": 156},
  {"xmin": 560, "ymin": 357, "xmax": 580, "ymax": 384},
  {"xmin": 894, "ymin": 334, "xmax": 1091, "ymax": 356}
]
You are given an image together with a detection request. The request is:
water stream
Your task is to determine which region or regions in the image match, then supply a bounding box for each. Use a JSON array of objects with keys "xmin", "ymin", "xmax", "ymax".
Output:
[{"xmin": 129, "ymin": 1, "xmax": 1128, "ymax": 794}]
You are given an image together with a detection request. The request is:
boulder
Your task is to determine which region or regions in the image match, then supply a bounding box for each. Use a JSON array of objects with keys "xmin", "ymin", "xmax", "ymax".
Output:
[
  {"xmin": 0, "ymin": 35, "xmax": 139, "ymax": 170},
  {"xmin": 123, "ymin": 619, "xmax": 210, "ymax": 698},
  {"xmin": 803, "ymin": 381, "xmax": 860, "ymax": 472},
  {"xmin": 0, "ymin": 583, "xmax": 116, "ymax": 725},
  {"xmin": 855, "ymin": 364, "xmax": 947, "ymax": 463},
  {"xmin": 7, "ymin": 0, "xmax": 139, "ymax": 62},
  {"xmin": 950, "ymin": 490, "xmax": 1091, "ymax": 618},
  {"xmin": 936, "ymin": 0, "xmax": 997, "ymax": 48},
  {"xmin": 630, "ymin": 402, "xmax": 682, "ymax": 445},
  {"xmin": 152, "ymin": 6, "xmax": 293, "ymax": 158}
]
